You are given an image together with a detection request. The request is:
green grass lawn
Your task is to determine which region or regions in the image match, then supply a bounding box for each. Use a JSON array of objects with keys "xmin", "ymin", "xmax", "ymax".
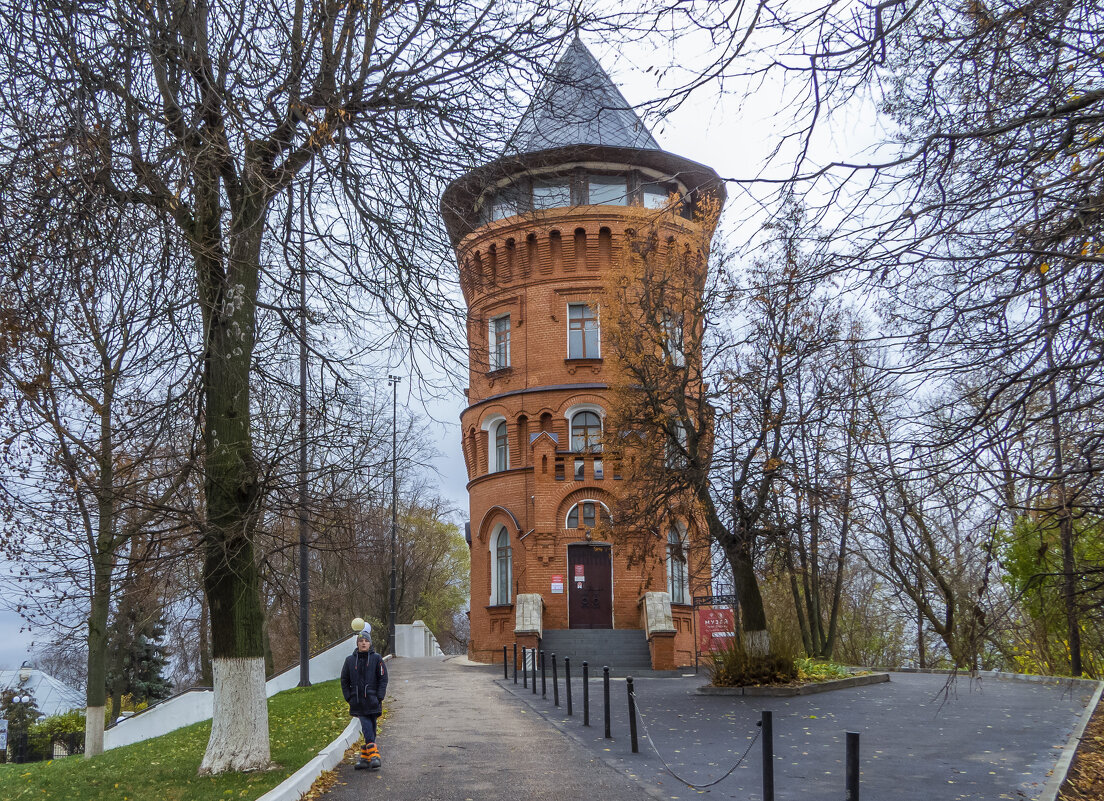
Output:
[{"xmin": 0, "ymin": 679, "xmax": 351, "ymax": 801}]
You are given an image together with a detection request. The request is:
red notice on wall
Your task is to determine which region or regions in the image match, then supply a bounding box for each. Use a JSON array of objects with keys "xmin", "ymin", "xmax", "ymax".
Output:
[{"xmin": 697, "ymin": 608, "xmax": 736, "ymax": 653}]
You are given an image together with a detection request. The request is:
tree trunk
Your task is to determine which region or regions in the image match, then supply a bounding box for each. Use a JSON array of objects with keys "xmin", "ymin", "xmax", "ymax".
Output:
[
  {"xmin": 700, "ymin": 487, "xmax": 770, "ymax": 655},
  {"xmin": 197, "ymin": 184, "xmax": 271, "ymax": 774},
  {"xmin": 84, "ymin": 558, "xmax": 111, "ymax": 758}
]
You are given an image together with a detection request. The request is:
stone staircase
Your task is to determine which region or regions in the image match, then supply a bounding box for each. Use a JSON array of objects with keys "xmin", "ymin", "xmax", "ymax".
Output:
[{"xmin": 537, "ymin": 629, "xmax": 653, "ymax": 673}]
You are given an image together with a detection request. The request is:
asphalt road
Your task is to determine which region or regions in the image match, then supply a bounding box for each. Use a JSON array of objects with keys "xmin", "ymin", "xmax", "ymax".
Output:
[{"xmin": 320, "ymin": 656, "xmax": 651, "ymax": 801}]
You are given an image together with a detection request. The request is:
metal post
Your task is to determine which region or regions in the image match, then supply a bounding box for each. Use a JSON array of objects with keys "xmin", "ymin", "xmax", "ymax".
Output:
[
  {"xmin": 503, "ymin": 646, "xmax": 509, "ymax": 679},
  {"xmin": 387, "ymin": 374, "xmax": 401, "ymax": 655},
  {"xmin": 523, "ymin": 648, "xmax": 528, "ymax": 688},
  {"xmin": 541, "ymin": 650, "xmax": 547, "ymax": 697},
  {"xmin": 513, "ymin": 643, "xmax": 518, "ymax": 684},
  {"xmin": 846, "ymin": 731, "xmax": 860, "ymax": 801},
  {"xmin": 761, "ymin": 710, "xmax": 774, "ymax": 801},
  {"xmin": 552, "ymin": 654, "xmax": 559, "ymax": 706},
  {"xmin": 532, "ymin": 647, "xmax": 537, "ymax": 694},
  {"xmin": 565, "ymin": 657, "xmax": 572, "ymax": 715},
  {"xmin": 627, "ymin": 677, "xmax": 638, "ymax": 753},
  {"xmin": 583, "ymin": 661, "xmax": 590, "ymax": 726},
  {"xmin": 603, "ymin": 666, "xmax": 611, "ymax": 739}
]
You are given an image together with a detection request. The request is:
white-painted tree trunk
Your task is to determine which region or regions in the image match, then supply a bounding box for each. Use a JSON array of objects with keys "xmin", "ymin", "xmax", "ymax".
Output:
[
  {"xmin": 84, "ymin": 706, "xmax": 105, "ymax": 758},
  {"xmin": 198, "ymin": 657, "xmax": 272, "ymax": 775},
  {"xmin": 745, "ymin": 629, "xmax": 771, "ymax": 657}
]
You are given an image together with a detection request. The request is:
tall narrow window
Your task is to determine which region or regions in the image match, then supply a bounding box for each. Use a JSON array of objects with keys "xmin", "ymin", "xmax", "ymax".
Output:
[
  {"xmin": 496, "ymin": 527, "xmax": 512, "ymax": 604},
  {"xmin": 667, "ymin": 526, "xmax": 688, "ymax": 604},
  {"xmin": 662, "ymin": 311, "xmax": 685, "ymax": 367},
  {"xmin": 568, "ymin": 303, "xmax": 599, "ymax": 359},
  {"xmin": 494, "ymin": 421, "xmax": 509, "ymax": 472},
  {"xmin": 490, "ymin": 314, "xmax": 510, "ymax": 370},
  {"xmin": 570, "ymin": 411, "xmax": 602, "ymax": 453}
]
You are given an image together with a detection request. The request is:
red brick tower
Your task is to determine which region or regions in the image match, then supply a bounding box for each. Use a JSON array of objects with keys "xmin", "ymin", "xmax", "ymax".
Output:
[{"xmin": 442, "ymin": 38, "xmax": 724, "ymax": 669}]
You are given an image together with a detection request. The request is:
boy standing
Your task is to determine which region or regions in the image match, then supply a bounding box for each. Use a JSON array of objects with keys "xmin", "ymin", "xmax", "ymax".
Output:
[{"xmin": 340, "ymin": 629, "xmax": 388, "ymax": 770}]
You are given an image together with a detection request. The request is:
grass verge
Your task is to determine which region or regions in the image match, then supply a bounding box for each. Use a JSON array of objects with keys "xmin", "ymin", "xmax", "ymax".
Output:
[{"xmin": 0, "ymin": 679, "xmax": 350, "ymax": 801}]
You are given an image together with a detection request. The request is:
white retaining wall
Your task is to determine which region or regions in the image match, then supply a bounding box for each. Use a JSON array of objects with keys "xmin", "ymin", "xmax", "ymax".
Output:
[
  {"xmin": 394, "ymin": 620, "xmax": 443, "ymax": 657},
  {"xmin": 104, "ymin": 635, "xmax": 357, "ymax": 750}
]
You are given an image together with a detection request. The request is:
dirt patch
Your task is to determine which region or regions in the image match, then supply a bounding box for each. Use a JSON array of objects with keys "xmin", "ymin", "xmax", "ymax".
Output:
[{"xmin": 1058, "ymin": 695, "xmax": 1104, "ymax": 801}]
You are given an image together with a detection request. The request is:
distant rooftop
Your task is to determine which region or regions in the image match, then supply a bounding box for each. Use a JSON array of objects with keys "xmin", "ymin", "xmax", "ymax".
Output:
[
  {"xmin": 0, "ymin": 668, "xmax": 83, "ymax": 717},
  {"xmin": 504, "ymin": 36, "xmax": 661, "ymax": 156}
]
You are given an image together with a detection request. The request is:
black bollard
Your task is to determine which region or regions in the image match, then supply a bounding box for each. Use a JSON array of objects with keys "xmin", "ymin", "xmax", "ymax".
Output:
[
  {"xmin": 532, "ymin": 647, "xmax": 537, "ymax": 694},
  {"xmin": 541, "ymin": 650, "xmax": 547, "ymax": 697},
  {"xmin": 552, "ymin": 653, "xmax": 559, "ymax": 706},
  {"xmin": 522, "ymin": 647, "xmax": 528, "ymax": 688},
  {"xmin": 513, "ymin": 642, "xmax": 518, "ymax": 684},
  {"xmin": 603, "ymin": 666, "xmax": 612, "ymax": 739},
  {"xmin": 627, "ymin": 677, "xmax": 639, "ymax": 753},
  {"xmin": 583, "ymin": 661, "xmax": 590, "ymax": 726},
  {"xmin": 762, "ymin": 710, "xmax": 774, "ymax": 801},
  {"xmin": 846, "ymin": 731, "xmax": 860, "ymax": 801},
  {"xmin": 504, "ymin": 645, "xmax": 509, "ymax": 679},
  {"xmin": 565, "ymin": 657, "xmax": 572, "ymax": 716}
]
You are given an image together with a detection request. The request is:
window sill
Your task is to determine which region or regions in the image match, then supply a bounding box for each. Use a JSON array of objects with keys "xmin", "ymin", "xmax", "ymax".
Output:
[
  {"xmin": 486, "ymin": 603, "xmax": 515, "ymax": 611},
  {"xmin": 486, "ymin": 367, "xmax": 513, "ymax": 378},
  {"xmin": 564, "ymin": 358, "xmax": 603, "ymax": 366}
]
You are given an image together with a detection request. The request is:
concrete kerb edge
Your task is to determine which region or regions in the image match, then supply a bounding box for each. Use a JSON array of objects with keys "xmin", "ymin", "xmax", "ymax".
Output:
[
  {"xmin": 492, "ymin": 676, "xmax": 673, "ymax": 801},
  {"xmin": 256, "ymin": 654, "xmax": 393, "ymax": 801},
  {"xmin": 1038, "ymin": 678, "xmax": 1104, "ymax": 801}
]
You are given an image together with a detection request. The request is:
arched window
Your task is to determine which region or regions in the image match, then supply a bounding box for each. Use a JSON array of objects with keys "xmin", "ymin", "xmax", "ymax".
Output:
[
  {"xmin": 494, "ymin": 420, "xmax": 509, "ymax": 472},
  {"xmin": 495, "ymin": 527, "xmax": 512, "ymax": 604},
  {"xmin": 566, "ymin": 500, "xmax": 612, "ymax": 531},
  {"xmin": 667, "ymin": 525, "xmax": 688, "ymax": 604},
  {"xmin": 570, "ymin": 411, "xmax": 602, "ymax": 453}
]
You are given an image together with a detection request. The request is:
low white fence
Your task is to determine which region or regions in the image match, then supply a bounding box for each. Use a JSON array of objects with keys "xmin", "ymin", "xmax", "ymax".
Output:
[{"xmin": 104, "ymin": 635, "xmax": 357, "ymax": 750}]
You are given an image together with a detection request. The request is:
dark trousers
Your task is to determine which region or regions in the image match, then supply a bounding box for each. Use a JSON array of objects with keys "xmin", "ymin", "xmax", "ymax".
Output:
[{"xmin": 357, "ymin": 714, "xmax": 379, "ymax": 744}]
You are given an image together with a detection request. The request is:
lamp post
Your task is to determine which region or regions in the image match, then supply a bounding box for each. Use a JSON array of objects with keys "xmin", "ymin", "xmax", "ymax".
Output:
[
  {"xmin": 11, "ymin": 694, "xmax": 32, "ymax": 764},
  {"xmin": 296, "ymin": 179, "xmax": 311, "ymax": 688},
  {"xmin": 387, "ymin": 374, "xmax": 401, "ymax": 656}
]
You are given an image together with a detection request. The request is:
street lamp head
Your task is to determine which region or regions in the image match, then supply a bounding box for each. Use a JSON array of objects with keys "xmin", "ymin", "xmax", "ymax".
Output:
[{"xmin": 387, "ymin": 374, "xmax": 402, "ymax": 384}]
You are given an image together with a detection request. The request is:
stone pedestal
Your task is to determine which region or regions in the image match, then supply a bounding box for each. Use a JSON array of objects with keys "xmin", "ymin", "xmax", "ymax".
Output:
[{"xmin": 640, "ymin": 591, "xmax": 678, "ymax": 670}]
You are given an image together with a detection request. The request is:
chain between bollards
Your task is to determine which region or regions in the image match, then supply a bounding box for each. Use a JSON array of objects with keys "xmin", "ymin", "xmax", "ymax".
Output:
[
  {"xmin": 565, "ymin": 657, "xmax": 572, "ymax": 715},
  {"xmin": 603, "ymin": 666, "xmax": 611, "ymax": 739},
  {"xmin": 583, "ymin": 661, "xmax": 590, "ymax": 726},
  {"xmin": 552, "ymin": 653, "xmax": 559, "ymax": 706},
  {"xmin": 627, "ymin": 676, "xmax": 639, "ymax": 753}
]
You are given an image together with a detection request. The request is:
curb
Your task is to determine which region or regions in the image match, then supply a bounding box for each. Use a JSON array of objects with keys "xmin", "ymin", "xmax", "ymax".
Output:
[
  {"xmin": 1039, "ymin": 679, "xmax": 1104, "ymax": 801},
  {"xmin": 696, "ymin": 672, "xmax": 890, "ymax": 697},
  {"xmin": 256, "ymin": 654, "xmax": 394, "ymax": 801}
]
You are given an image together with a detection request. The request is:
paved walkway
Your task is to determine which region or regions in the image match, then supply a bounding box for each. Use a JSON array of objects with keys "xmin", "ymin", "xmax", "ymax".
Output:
[
  {"xmin": 321, "ymin": 656, "xmax": 1097, "ymax": 801},
  {"xmin": 496, "ymin": 665, "xmax": 1098, "ymax": 800},
  {"xmin": 320, "ymin": 656, "xmax": 647, "ymax": 801}
]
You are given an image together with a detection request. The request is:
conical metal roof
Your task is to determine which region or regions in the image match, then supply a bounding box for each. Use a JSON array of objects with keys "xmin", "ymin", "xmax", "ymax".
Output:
[{"xmin": 505, "ymin": 37, "xmax": 661, "ymax": 155}]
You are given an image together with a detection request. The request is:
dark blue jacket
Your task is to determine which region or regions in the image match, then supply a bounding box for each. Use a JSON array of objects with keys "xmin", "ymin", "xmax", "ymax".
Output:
[{"xmin": 340, "ymin": 647, "xmax": 388, "ymax": 716}]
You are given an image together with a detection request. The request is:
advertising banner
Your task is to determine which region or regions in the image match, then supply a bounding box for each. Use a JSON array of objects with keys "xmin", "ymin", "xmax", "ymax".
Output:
[{"xmin": 697, "ymin": 607, "xmax": 736, "ymax": 653}]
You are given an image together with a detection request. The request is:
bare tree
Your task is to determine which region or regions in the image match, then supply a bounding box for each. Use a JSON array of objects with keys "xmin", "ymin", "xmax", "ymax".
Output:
[{"xmin": 0, "ymin": 0, "xmax": 573, "ymax": 772}]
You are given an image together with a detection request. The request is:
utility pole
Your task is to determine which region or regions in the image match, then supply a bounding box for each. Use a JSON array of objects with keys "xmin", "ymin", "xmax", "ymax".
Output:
[
  {"xmin": 297, "ymin": 180, "xmax": 311, "ymax": 687},
  {"xmin": 388, "ymin": 374, "xmax": 402, "ymax": 656}
]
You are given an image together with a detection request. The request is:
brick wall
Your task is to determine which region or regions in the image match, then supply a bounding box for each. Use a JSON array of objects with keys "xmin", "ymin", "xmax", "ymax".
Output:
[{"xmin": 458, "ymin": 204, "xmax": 714, "ymax": 667}]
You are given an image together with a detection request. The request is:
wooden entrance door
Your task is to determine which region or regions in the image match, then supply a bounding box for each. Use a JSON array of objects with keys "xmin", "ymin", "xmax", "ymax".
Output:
[{"xmin": 568, "ymin": 544, "xmax": 612, "ymax": 629}]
